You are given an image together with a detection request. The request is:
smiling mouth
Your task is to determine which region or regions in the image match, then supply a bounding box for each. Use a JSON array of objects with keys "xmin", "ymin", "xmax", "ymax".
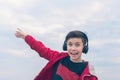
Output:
[{"xmin": 70, "ymin": 52, "xmax": 78, "ymax": 55}]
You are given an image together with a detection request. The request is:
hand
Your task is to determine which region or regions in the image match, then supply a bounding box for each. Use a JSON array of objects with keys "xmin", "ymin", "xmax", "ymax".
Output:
[{"xmin": 15, "ymin": 28, "xmax": 27, "ymax": 39}]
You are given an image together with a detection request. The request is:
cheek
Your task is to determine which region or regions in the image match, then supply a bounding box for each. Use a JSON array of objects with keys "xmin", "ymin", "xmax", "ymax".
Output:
[
  {"xmin": 67, "ymin": 46, "xmax": 84, "ymax": 52},
  {"xmin": 80, "ymin": 46, "xmax": 85, "ymax": 52},
  {"xmin": 80, "ymin": 46, "xmax": 84, "ymax": 51}
]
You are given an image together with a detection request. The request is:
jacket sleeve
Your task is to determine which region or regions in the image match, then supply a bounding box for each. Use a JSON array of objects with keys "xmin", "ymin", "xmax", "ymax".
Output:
[
  {"xmin": 86, "ymin": 64, "xmax": 98, "ymax": 80},
  {"xmin": 84, "ymin": 75, "xmax": 98, "ymax": 80},
  {"xmin": 24, "ymin": 35, "xmax": 59, "ymax": 61},
  {"xmin": 81, "ymin": 63, "xmax": 98, "ymax": 80}
]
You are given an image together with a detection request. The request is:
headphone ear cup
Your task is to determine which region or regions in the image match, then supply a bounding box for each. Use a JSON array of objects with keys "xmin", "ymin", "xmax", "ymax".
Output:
[
  {"xmin": 63, "ymin": 41, "xmax": 67, "ymax": 51},
  {"xmin": 82, "ymin": 45, "xmax": 88, "ymax": 54}
]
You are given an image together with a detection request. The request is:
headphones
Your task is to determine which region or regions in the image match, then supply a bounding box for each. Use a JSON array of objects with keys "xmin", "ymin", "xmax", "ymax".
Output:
[{"xmin": 63, "ymin": 31, "xmax": 89, "ymax": 54}]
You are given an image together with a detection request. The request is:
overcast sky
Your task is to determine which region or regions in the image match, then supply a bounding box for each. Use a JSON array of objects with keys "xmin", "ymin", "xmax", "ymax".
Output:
[{"xmin": 0, "ymin": 0, "xmax": 120, "ymax": 80}]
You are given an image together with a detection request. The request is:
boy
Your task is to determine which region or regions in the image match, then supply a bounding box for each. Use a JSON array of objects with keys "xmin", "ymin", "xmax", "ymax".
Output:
[{"xmin": 15, "ymin": 28, "xmax": 98, "ymax": 80}]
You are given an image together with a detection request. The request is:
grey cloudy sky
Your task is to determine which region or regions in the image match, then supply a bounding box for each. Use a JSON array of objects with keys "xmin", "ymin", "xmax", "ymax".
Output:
[{"xmin": 0, "ymin": 0, "xmax": 120, "ymax": 80}]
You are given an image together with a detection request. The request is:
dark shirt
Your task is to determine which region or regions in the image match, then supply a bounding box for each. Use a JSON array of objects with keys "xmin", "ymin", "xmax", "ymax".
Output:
[{"xmin": 51, "ymin": 56, "xmax": 87, "ymax": 80}]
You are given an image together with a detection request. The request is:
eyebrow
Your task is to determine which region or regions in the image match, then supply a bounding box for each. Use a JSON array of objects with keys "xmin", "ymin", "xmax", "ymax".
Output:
[{"xmin": 67, "ymin": 42, "xmax": 81, "ymax": 44}]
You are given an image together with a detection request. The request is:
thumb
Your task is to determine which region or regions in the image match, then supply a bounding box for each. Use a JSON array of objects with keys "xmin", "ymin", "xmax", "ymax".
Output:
[{"xmin": 17, "ymin": 28, "xmax": 22, "ymax": 31}]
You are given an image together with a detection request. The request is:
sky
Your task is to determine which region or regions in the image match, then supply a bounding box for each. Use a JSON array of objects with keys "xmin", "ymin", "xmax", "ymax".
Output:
[{"xmin": 0, "ymin": 0, "xmax": 120, "ymax": 80}]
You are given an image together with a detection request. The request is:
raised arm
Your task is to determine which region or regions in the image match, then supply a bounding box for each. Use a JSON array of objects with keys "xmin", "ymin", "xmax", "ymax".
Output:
[{"xmin": 15, "ymin": 28, "xmax": 59, "ymax": 61}]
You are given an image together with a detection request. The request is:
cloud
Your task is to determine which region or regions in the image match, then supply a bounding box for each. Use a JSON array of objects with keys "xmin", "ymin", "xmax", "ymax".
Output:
[
  {"xmin": 0, "ymin": 48, "xmax": 31, "ymax": 57},
  {"xmin": 111, "ymin": 56, "xmax": 120, "ymax": 63},
  {"xmin": 45, "ymin": 1, "xmax": 105, "ymax": 26},
  {"xmin": 0, "ymin": 0, "xmax": 42, "ymax": 26},
  {"xmin": 1, "ymin": 0, "xmax": 120, "ymax": 80},
  {"xmin": 90, "ymin": 38, "xmax": 120, "ymax": 47},
  {"xmin": 0, "ymin": 0, "xmax": 39, "ymax": 9},
  {"xmin": 0, "ymin": 0, "xmax": 117, "ymax": 35}
]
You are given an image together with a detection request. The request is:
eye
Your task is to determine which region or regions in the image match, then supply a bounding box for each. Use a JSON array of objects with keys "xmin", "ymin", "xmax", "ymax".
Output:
[
  {"xmin": 67, "ymin": 43, "xmax": 73, "ymax": 47},
  {"xmin": 75, "ymin": 43, "xmax": 80, "ymax": 47}
]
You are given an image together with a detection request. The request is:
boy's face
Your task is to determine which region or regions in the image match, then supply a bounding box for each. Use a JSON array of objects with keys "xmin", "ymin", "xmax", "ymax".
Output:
[{"xmin": 67, "ymin": 38, "xmax": 84, "ymax": 62}]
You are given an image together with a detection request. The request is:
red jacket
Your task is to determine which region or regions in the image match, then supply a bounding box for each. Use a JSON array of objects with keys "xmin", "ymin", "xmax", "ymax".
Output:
[{"xmin": 25, "ymin": 35, "xmax": 98, "ymax": 80}]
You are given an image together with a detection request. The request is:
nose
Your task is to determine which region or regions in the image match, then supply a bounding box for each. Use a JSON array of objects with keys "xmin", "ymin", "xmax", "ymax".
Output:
[{"xmin": 71, "ymin": 45, "xmax": 76, "ymax": 50}]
